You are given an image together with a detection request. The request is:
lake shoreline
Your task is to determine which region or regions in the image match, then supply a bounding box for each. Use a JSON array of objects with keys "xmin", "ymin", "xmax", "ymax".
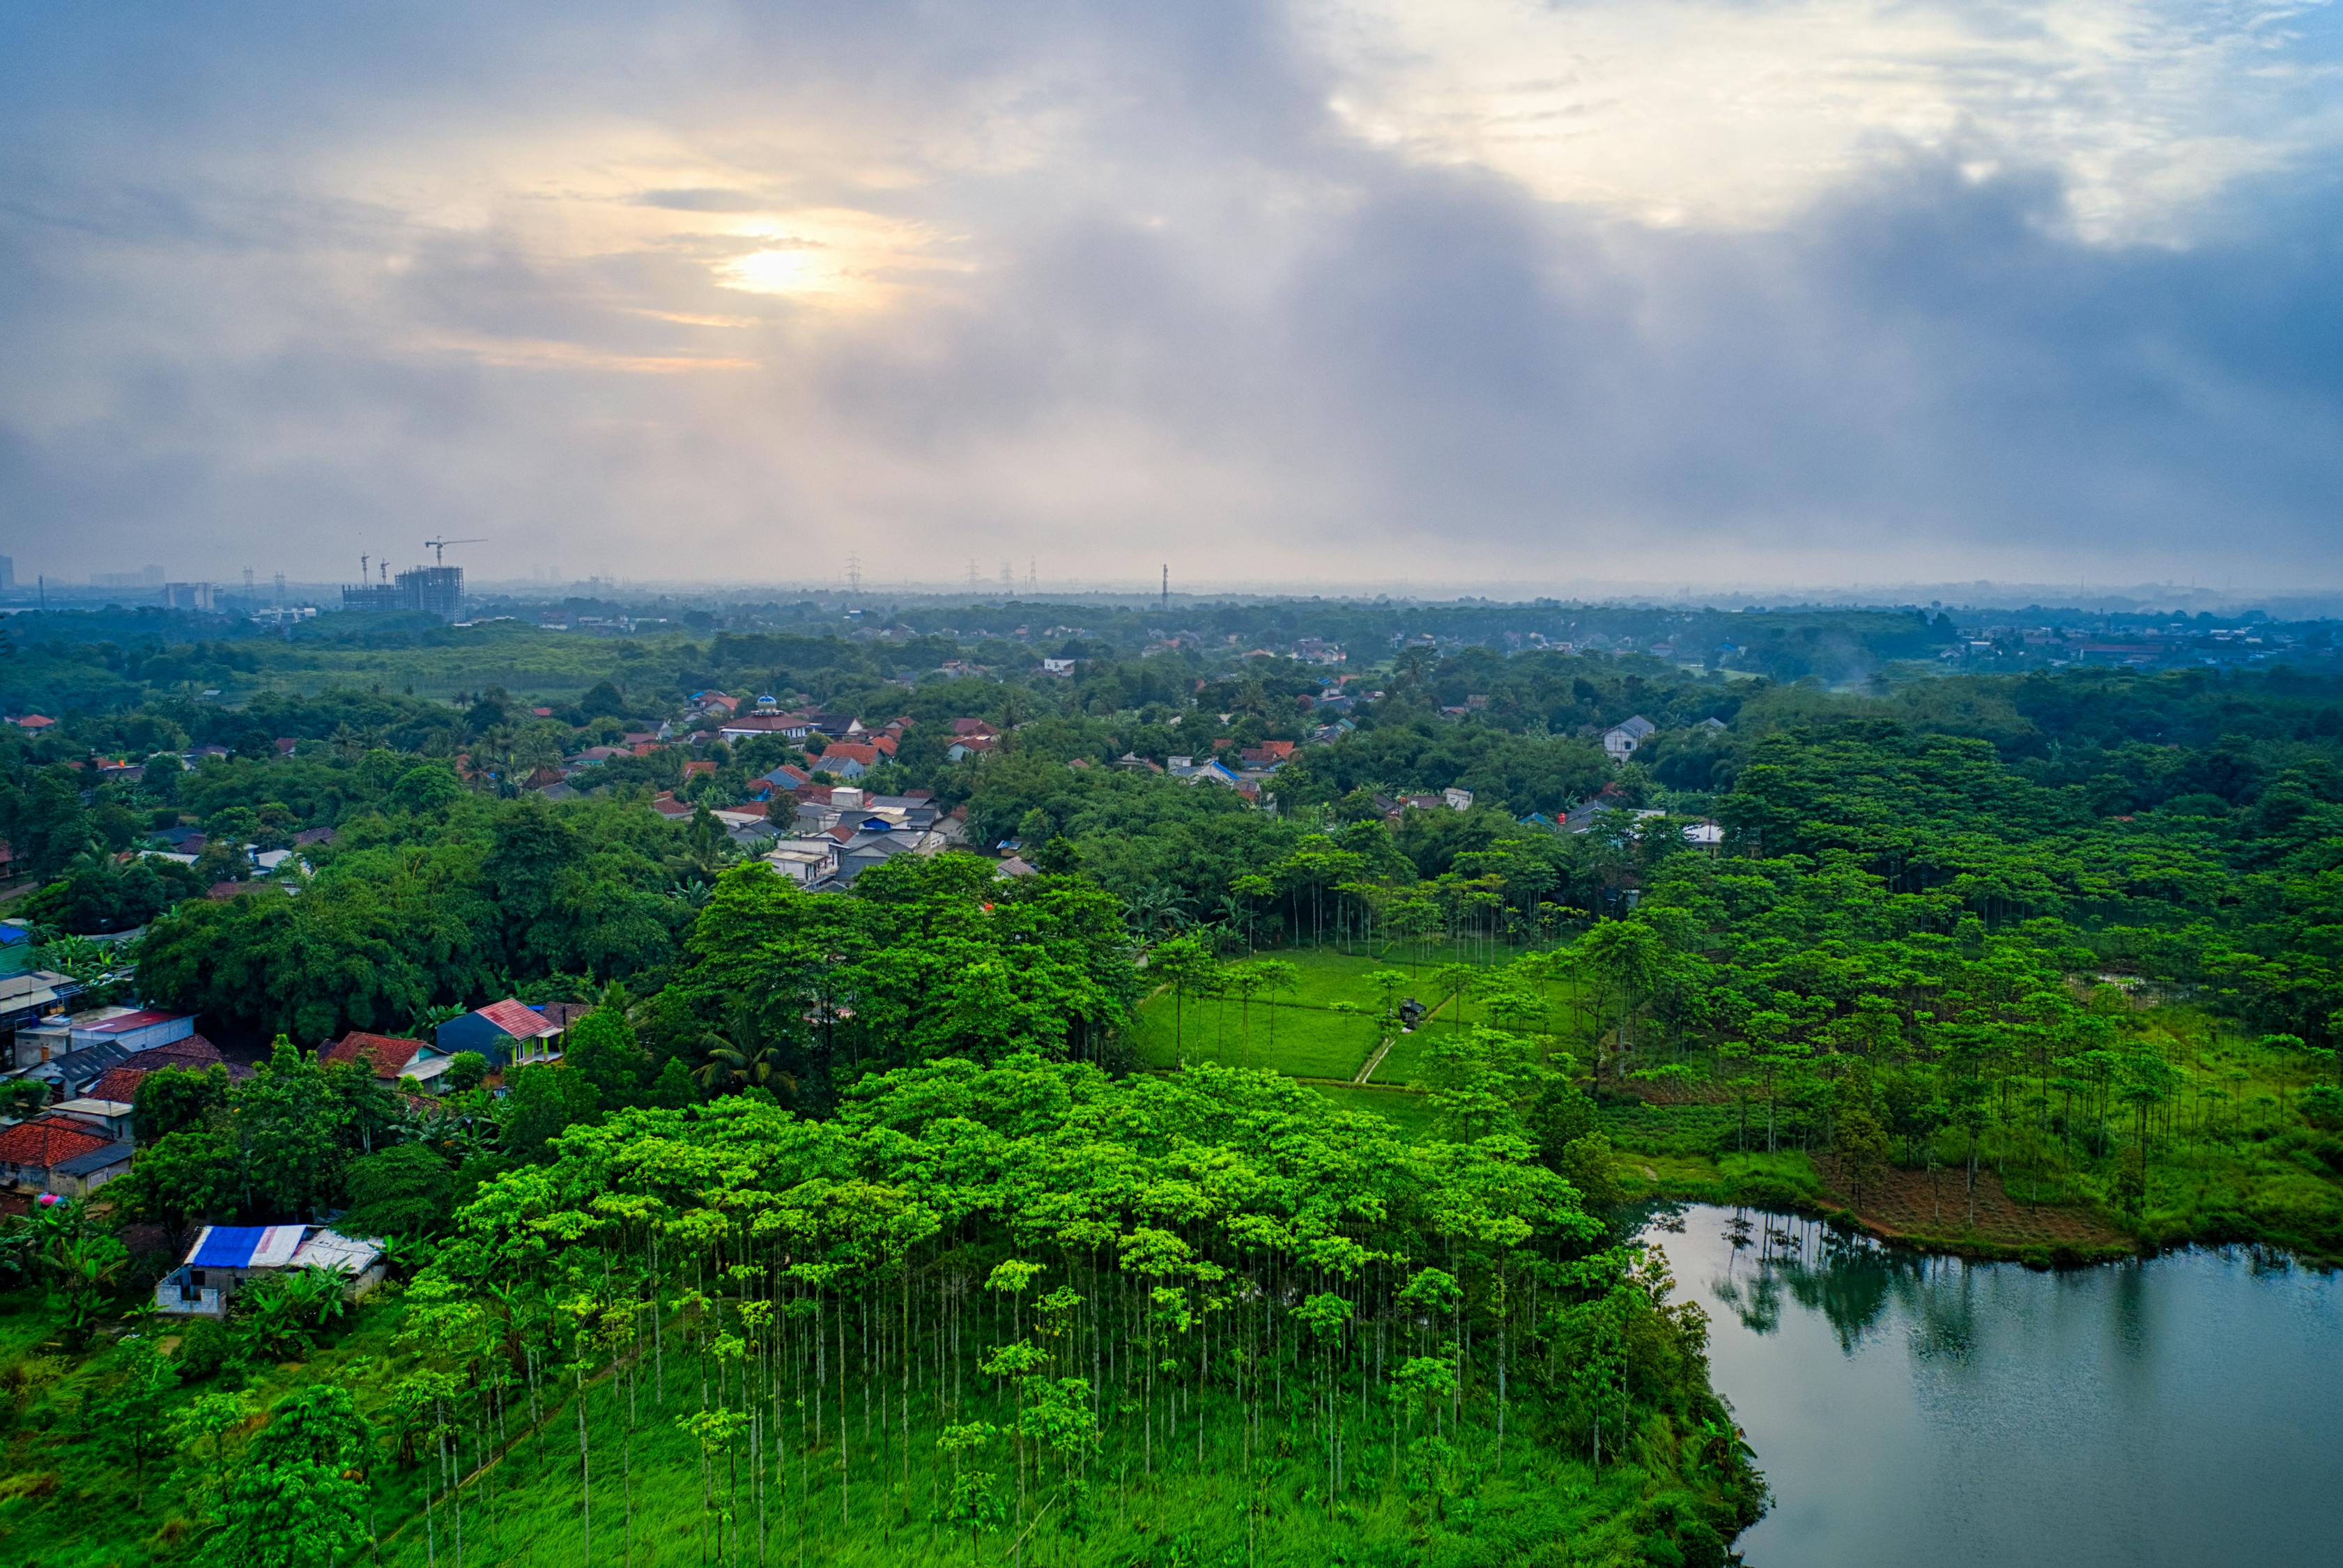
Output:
[{"xmin": 1622, "ymin": 1160, "xmax": 2199, "ymax": 1271}]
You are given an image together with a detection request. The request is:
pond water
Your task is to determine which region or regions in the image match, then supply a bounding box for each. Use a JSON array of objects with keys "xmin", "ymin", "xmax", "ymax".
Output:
[{"xmin": 1640, "ymin": 1206, "xmax": 2343, "ymax": 1568}]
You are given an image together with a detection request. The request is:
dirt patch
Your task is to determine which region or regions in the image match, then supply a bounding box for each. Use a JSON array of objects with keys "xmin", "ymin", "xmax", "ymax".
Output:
[
  {"xmin": 1608, "ymin": 1073, "xmax": 1737, "ymax": 1107},
  {"xmin": 1815, "ymin": 1157, "xmax": 2132, "ymax": 1254}
]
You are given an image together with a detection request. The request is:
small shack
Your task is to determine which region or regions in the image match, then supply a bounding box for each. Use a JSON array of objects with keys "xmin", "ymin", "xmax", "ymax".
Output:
[{"xmin": 153, "ymin": 1224, "xmax": 388, "ymax": 1318}]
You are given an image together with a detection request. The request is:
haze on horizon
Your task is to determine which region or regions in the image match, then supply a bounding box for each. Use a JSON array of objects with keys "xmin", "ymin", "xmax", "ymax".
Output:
[{"xmin": 5, "ymin": 1, "xmax": 2342, "ymax": 591}]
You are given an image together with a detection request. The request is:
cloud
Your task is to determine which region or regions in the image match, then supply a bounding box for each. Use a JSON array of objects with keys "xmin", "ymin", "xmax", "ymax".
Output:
[
  {"xmin": 1, "ymin": 0, "xmax": 2340, "ymax": 591},
  {"xmin": 635, "ymin": 189, "xmax": 771, "ymax": 213}
]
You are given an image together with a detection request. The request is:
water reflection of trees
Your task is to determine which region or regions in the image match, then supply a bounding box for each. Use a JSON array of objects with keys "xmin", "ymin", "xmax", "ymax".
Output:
[{"xmin": 1707, "ymin": 1208, "xmax": 1974, "ymax": 1358}]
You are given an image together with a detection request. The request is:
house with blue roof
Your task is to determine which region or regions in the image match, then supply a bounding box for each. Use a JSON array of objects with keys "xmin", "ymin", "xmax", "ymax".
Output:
[{"xmin": 154, "ymin": 1224, "xmax": 387, "ymax": 1317}]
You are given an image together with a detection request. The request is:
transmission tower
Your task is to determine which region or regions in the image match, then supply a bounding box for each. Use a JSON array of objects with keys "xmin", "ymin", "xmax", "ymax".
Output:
[
  {"xmin": 846, "ymin": 554, "xmax": 863, "ymax": 595},
  {"xmin": 1160, "ymin": 564, "xmax": 1169, "ymax": 612},
  {"xmin": 967, "ymin": 559, "xmax": 979, "ymax": 592},
  {"xmin": 999, "ymin": 560, "xmax": 1014, "ymax": 592},
  {"xmin": 1027, "ymin": 558, "xmax": 1037, "ymax": 593}
]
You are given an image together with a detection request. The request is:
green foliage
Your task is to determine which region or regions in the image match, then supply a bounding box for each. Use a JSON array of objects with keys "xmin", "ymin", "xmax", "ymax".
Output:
[
  {"xmin": 341, "ymin": 1142, "xmax": 459, "ymax": 1236},
  {"xmin": 500, "ymin": 1062, "xmax": 599, "ymax": 1158}
]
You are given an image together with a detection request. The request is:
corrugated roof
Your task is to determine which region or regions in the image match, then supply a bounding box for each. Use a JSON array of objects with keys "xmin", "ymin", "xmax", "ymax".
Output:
[
  {"xmin": 84, "ymin": 1009, "xmax": 189, "ymax": 1035},
  {"xmin": 290, "ymin": 1229, "xmax": 385, "ymax": 1276},
  {"xmin": 52, "ymin": 1141, "xmax": 133, "ymax": 1178},
  {"xmin": 186, "ymin": 1224, "xmax": 309, "ymax": 1269},
  {"xmin": 474, "ymin": 998, "xmax": 559, "ymax": 1038}
]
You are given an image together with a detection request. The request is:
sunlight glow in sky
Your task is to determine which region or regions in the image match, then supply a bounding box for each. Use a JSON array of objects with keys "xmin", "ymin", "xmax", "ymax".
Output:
[{"xmin": 3, "ymin": 0, "xmax": 2341, "ymax": 590}]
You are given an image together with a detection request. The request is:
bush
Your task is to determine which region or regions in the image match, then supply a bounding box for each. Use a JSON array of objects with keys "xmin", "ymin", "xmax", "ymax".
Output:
[
  {"xmin": 175, "ymin": 1319, "xmax": 237, "ymax": 1382},
  {"xmin": 443, "ymin": 1052, "xmax": 489, "ymax": 1093},
  {"xmin": 2298, "ymin": 1084, "xmax": 2343, "ymax": 1132},
  {"xmin": 339, "ymin": 1142, "xmax": 456, "ymax": 1236}
]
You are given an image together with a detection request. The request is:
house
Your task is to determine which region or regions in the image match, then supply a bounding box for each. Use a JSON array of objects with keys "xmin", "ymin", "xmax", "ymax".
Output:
[
  {"xmin": 719, "ymin": 715, "xmax": 811, "ymax": 743},
  {"xmin": 951, "ymin": 718, "xmax": 998, "ymax": 740},
  {"xmin": 10, "ymin": 1007, "xmax": 194, "ymax": 1073},
  {"xmin": 946, "ymin": 736, "xmax": 995, "ymax": 761},
  {"xmin": 1114, "ymin": 753, "xmax": 1165, "ymax": 774},
  {"xmin": 1040, "ymin": 658, "xmax": 1076, "ymax": 677},
  {"xmin": 1166, "ymin": 755, "xmax": 1241, "ymax": 787},
  {"xmin": 1443, "ymin": 787, "xmax": 1475, "ymax": 811},
  {"xmin": 435, "ymin": 998, "xmax": 566, "ymax": 1068},
  {"xmin": 1239, "ymin": 741, "xmax": 1296, "ymax": 769},
  {"xmin": 813, "ymin": 739, "xmax": 893, "ymax": 777},
  {"xmin": 8, "ymin": 714, "xmax": 56, "ymax": 732},
  {"xmin": 1601, "ymin": 716, "xmax": 1657, "ymax": 763},
  {"xmin": 153, "ymin": 1225, "xmax": 388, "ymax": 1319},
  {"xmin": 74, "ymin": 1034, "xmax": 230, "ymax": 1103},
  {"xmin": 49, "ymin": 1097, "xmax": 135, "ymax": 1142},
  {"xmin": 1698, "ymin": 716, "xmax": 1729, "ymax": 735},
  {"xmin": 650, "ymin": 793, "xmax": 696, "ymax": 820},
  {"xmin": 766, "ymin": 838, "xmax": 840, "ymax": 885},
  {"xmin": 1682, "ymin": 820, "xmax": 1725, "ymax": 848},
  {"xmin": 0, "ymin": 1115, "xmax": 131, "ymax": 1197},
  {"xmin": 1561, "ymin": 798, "xmax": 1615, "ymax": 834},
  {"xmin": 322, "ymin": 1031, "xmax": 429, "ymax": 1082}
]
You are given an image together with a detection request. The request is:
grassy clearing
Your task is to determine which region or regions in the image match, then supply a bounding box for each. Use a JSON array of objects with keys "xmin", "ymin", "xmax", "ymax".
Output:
[
  {"xmin": 1132, "ymin": 940, "xmax": 1577, "ymax": 1088},
  {"xmin": 1306, "ymin": 1084, "xmax": 1441, "ymax": 1139}
]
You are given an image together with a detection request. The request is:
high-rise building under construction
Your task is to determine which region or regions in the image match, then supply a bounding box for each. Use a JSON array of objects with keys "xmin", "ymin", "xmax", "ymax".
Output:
[{"xmin": 341, "ymin": 564, "xmax": 463, "ymax": 622}]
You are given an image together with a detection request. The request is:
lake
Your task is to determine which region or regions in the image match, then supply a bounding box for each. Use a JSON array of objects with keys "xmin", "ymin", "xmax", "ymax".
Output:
[{"xmin": 1640, "ymin": 1205, "xmax": 2343, "ymax": 1567}]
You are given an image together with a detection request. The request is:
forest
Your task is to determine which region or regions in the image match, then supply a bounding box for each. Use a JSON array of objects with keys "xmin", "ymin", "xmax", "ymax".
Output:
[{"xmin": 2, "ymin": 606, "xmax": 2342, "ymax": 1567}]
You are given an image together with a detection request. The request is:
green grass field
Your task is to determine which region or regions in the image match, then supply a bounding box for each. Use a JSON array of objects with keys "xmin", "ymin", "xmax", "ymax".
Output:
[{"xmin": 1132, "ymin": 940, "xmax": 1578, "ymax": 1089}]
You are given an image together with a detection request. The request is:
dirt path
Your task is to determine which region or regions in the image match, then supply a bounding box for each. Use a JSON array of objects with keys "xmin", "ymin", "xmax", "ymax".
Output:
[{"xmin": 1354, "ymin": 1034, "xmax": 1395, "ymax": 1084}]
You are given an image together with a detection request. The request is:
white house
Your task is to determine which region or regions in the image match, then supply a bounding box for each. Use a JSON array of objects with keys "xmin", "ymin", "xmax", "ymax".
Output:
[{"xmin": 1601, "ymin": 716, "xmax": 1657, "ymax": 763}]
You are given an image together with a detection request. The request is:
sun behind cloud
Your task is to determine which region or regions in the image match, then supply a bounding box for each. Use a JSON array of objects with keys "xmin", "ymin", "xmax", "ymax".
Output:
[{"xmin": 712, "ymin": 208, "xmax": 968, "ymax": 307}]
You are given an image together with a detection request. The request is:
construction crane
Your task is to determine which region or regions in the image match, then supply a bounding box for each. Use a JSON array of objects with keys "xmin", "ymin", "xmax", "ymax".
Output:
[{"xmin": 422, "ymin": 537, "xmax": 485, "ymax": 565}]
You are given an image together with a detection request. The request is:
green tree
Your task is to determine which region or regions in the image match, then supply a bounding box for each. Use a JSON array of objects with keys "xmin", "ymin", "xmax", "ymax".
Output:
[{"xmin": 214, "ymin": 1385, "xmax": 374, "ymax": 1568}]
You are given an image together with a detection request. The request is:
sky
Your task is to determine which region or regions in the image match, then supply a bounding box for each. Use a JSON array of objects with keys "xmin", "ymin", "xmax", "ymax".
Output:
[{"xmin": 3, "ymin": 1, "xmax": 2342, "ymax": 594}]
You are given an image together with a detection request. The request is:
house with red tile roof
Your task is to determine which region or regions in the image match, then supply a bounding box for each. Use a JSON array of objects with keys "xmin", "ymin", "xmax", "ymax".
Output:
[
  {"xmin": 321, "ymin": 1031, "xmax": 429, "ymax": 1081},
  {"xmin": 0, "ymin": 1115, "xmax": 128, "ymax": 1196},
  {"xmin": 811, "ymin": 739, "xmax": 893, "ymax": 778}
]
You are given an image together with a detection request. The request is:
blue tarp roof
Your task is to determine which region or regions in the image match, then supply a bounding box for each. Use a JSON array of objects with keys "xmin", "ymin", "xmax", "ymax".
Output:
[{"xmin": 187, "ymin": 1224, "xmax": 307, "ymax": 1268}]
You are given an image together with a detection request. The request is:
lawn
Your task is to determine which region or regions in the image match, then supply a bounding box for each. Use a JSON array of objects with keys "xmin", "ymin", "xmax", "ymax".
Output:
[
  {"xmin": 1132, "ymin": 938, "xmax": 1581, "ymax": 1087},
  {"xmin": 1309, "ymin": 1083, "xmax": 1441, "ymax": 1139}
]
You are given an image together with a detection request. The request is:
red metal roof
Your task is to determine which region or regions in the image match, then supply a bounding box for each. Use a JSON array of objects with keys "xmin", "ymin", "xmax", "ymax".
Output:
[
  {"xmin": 475, "ymin": 998, "xmax": 559, "ymax": 1038},
  {"xmin": 0, "ymin": 1117, "xmax": 111, "ymax": 1167},
  {"xmin": 85, "ymin": 1010, "xmax": 188, "ymax": 1035}
]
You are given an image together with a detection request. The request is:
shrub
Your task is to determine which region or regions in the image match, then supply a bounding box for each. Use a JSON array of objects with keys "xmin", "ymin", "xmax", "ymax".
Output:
[{"xmin": 175, "ymin": 1319, "xmax": 238, "ymax": 1382}]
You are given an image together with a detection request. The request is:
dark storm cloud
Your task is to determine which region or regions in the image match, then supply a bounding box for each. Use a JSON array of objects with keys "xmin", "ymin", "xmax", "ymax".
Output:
[{"xmin": 1, "ymin": 0, "xmax": 2339, "ymax": 588}]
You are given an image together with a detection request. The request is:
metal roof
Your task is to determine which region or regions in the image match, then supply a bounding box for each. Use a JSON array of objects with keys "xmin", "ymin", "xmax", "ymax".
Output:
[{"xmin": 186, "ymin": 1224, "xmax": 309, "ymax": 1269}]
